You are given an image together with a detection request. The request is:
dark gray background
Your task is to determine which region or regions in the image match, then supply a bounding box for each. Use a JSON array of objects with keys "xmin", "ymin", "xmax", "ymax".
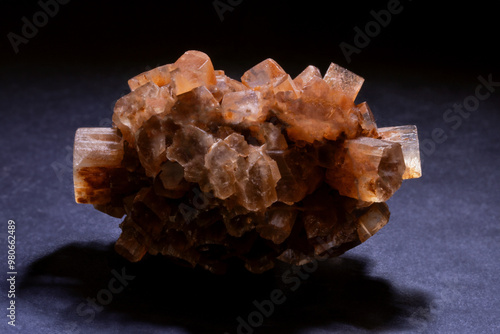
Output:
[{"xmin": 1, "ymin": 1, "xmax": 499, "ymax": 333}]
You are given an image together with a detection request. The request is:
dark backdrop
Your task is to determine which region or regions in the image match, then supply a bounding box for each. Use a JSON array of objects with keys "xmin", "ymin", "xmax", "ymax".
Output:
[
  {"xmin": 2, "ymin": 0, "xmax": 499, "ymax": 75},
  {"xmin": 1, "ymin": 1, "xmax": 499, "ymax": 334}
]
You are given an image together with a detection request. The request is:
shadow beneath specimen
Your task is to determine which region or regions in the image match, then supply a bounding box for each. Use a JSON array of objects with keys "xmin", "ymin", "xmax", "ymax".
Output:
[{"xmin": 20, "ymin": 242, "xmax": 432, "ymax": 333}]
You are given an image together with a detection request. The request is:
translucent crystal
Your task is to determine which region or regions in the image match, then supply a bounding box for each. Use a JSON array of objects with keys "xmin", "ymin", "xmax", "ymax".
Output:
[
  {"xmin": 204, "ymin": 132, "xmax": 280, "ymax": 210},
  {"xmin": 357, "ymin": 202, "xmax": 390, "ymax": 243},
  {"xmin": 128, "ymin": 64, "xmax": 173, "ymax": 91},
  {"xmin": 379, "ymin": 125, "xmax": 422, "ymax": 179},
  {"xmin": 135, "ymin": 116, "xmax": 168, "ymax": 177},
  {"xmin": 73, "ymin": 51, "xmax": 421, "ymax": 273},
  {"xmin": 170, "ymin": 85, "xmax": 222, "ymax": 130},
  {"xmin": 73, "ymin": 128, "xmax": 124, "ymax": 204},
  {"xmin": 241, "ymin": 58, "xmax": 287, "ymax": 89},
  {"xmin": 256, "ymin": 206, "xmax": 297, "ymax": 244},
  {"xmin": 293, "ymin": 65, "xmax": 322, "ymax": 90},
  {"xmin": 166, "ymin": 124, "xmax": 215, "ymax": 186},
  {"xmin": 170, "ymin": 50, "xmax": 217, "ymax": 95},
  {"xmin": 323, "ymin": 62, "xmax": 364, "ymax": 102},
  {"xmin": 325, "ymin": 137, "xmax": 406, "ymax": 202},
  {"xmin": 221, "ymin": 90, "xmax": 266, "ymax": 125},
  {"xmin": 113, "ymin": 82, "xmax": 175, "ymax": 146},
  {"xmin": 210, "ymin": 71, "xmax": 247, "ymax": 102},
  {"xmin": 356, "ymin": 102, "xmax": 378, "ymax": 137}
]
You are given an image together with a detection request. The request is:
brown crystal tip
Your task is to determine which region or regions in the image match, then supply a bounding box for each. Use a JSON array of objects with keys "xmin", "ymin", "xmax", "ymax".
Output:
[{"xmin": 73, "ymin": 50, "xmax": 421, "ymax": 273}]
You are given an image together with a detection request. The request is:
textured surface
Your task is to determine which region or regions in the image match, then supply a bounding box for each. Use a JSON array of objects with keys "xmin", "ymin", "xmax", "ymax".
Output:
[
  {"xmin": 2, "ymin": 0, "xmax": 499, "ymax": 331},
  {"xmin": 1, "ymin": 63, "xmax": 499, "ymax": 333},
  {"xmin": 379, "ymin": 125, "xmax": 422, "ymax": 179},
  {"xmin": 73, "ymin": 51, "xmax": 420, "ymax": 274}
]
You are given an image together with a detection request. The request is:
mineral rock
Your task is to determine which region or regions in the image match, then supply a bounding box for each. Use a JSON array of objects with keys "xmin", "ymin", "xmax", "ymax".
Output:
[
  {"xmin": 73, "ymin": 128, "xmax": 124, "ymax": 205},
  {"xmin": 73, "ymin": 50, "xmax": 421, "ymax": 273},
  {"xmin": 170, "ymin": 50, "xmax": 217, "ymax": 95},
  {"xmin": 379, "ymin": 125, "xmax": 422, "ymax": 179},
  {"xmin": 325, "ymin": 137, "xmax": 405, "ymax": 202}
]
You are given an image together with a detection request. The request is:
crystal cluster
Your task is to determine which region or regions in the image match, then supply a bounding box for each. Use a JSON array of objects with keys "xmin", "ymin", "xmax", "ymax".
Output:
[{"xmin": 73, "ymin": 51, "xmax": 421, "ymax": 273}]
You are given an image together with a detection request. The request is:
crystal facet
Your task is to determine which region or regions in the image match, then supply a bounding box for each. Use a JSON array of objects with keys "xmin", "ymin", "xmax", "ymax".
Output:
[
  {"xmin": 73, "ymin": 51, "xmax": 421, "ymax": 273},
  {"xmin": 379, "ymin": 125, "xmax": 422, "ymax": 179},
  {"xmin": 73, "ymin": 128, "xmax": 125, "ymax": 205}
]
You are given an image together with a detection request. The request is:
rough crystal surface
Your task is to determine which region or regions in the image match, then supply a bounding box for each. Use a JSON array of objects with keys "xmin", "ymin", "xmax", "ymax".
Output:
[{"xmin": 73, "ymin": 50, "xmax": 421, "ymax": 273}]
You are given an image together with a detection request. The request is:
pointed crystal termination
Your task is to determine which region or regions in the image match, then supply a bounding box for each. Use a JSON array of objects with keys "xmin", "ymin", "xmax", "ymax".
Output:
[
  {"xmin": 73, "ymin": 50, "xmax": 422, "ymax": 273},
  {"xmin": 379, "ymin": 125, "xmax": 422, "ymax": 179},
  {"xmin": 73, "ymin": 128, "xmax": 124, "ymax": 204}
]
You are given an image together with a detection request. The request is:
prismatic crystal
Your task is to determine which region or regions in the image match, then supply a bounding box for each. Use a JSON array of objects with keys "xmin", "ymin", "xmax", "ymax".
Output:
[{"xmin": 74, "ymin": 51, "xmax": 421, "ymax": 273}]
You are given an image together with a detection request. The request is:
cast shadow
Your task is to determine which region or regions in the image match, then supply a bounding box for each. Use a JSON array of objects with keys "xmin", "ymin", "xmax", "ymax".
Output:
[{"xmin": 20, "ymin": 242, "xmax": 432, "ymax": 333}]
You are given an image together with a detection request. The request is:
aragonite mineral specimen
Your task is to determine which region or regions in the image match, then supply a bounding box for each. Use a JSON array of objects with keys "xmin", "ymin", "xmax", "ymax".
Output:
[{"xmin": 74, "ymin": 51, "xmax": 421, "ymax": 273}]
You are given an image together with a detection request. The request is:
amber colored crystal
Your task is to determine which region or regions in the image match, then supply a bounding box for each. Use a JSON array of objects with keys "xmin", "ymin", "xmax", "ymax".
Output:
[
  {"xmin": 170, "ymin": 50, "xmax": 217, "ymax": 95},
  {"xmin": 73, "ymin": 128, "xmax": 124, "ymax": 205},
  {"xmin": 73, "ymin": 51, "xmax": 421, "ymax": 273},
  {"xmin": 325, "ymin": 137, "xmax": 406, "ymax": 202},
  {"xmin": 323, "ymin": 62, "xmax": 364, "ymax": 103},
  {"xmin": 128, "ymin": 64, "xmax": 173, "ymax": 91}
]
